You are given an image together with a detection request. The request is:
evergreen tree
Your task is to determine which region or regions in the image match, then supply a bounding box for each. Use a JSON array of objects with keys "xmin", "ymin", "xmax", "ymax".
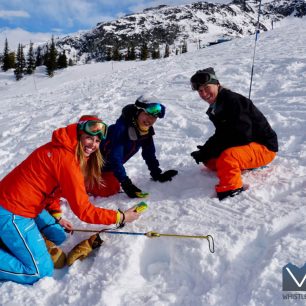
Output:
[
  {"xmin": 1, "ymin": 38, "xmax": 9, "ymax": 71},
  {"xmin": 7, "ymin": 52, "xmax": 16, "ymax": 69},
  {"xmin": 130, "ymin": 44, "xmax": 136, "ymax": 60},
  {"xmin": 43, "ymin": 45, "xmax": 49, "ymax": 65},
  {"xmin": 112, "ymin": 45, "xmax": 121, "ymax": 61},
  {"xmin": 125, "ymin": 47, "xmax": 131, "ymax": 61},
  {"xmin": 85, "ymin": 54, "xmax": 91, "ymax": 64},
  {"xmin": 151, "ymin": 48, "xmax": 160, "ymax": 59},
  {"xmin": 68, "ymin": 58, "xmax": 74, "ymax": 66},
  {"xmin": 14, "ymin": 43, "xmax": 26, "ymax": 81},
  {"xmin": 152, "ymin": 46, "xmax": 160, "ymax": 59},
  {"xmin": 46, "ymin": 36, "xmax": 57, "ymax": 77},
  {"xmin": 105, "ymin": 47, "xmax": 112, "ymax": 61},
  {"xmin": 26, "ymin": 42, "xmax": 36, "ymax": 74},
  {"xmin": 2, "ymin": 38, "xmax": 15, "ymax": 71},
  {"xmin": 125, "ymin": 44, "xmax": 136, "ymax": 61},
  {"xmin": 57, "ymin": 51, "xmax": 68, "ymax": 69},
  {"xmin": 164, "ymin": 44, "xmax": 170, "ymax": 58},
  {"xmin": 35, "ymin": 45, "xmax": 43, "ymax": 66},
  {"xmin": 181, "ymin": 40, "xmax": 188, "ymax": 54},
  {"xmin": 140, "ymin": 42, "xmax": 148, "ymax": 61},
  {"xmin": 118, "ymin": 51, "xmax": 122, "ymax": 61}
]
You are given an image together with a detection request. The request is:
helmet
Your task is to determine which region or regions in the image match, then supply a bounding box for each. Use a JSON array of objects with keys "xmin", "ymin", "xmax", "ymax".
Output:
[{"xmin": 135, "ymin": 94, "xmax": 166, "ymax": 118}]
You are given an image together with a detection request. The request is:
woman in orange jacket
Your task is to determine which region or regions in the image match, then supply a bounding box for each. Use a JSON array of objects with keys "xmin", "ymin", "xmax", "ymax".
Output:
[{"xmin": 0, "ymin": 115, "xmax": 140, "ymax": 284}]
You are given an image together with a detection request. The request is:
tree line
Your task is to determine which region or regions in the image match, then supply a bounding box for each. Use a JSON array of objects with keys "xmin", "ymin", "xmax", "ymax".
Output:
[
  {"xmin": 1, "ymin": 36, "xmax": 188, "ymax": 80},
  {"xmin": 1, "ymin": 37, "xmax": 72, "ymax": 81},
  {"xmin": 98, "ymin": 40, "xmax": 187, "ymax": 62}
]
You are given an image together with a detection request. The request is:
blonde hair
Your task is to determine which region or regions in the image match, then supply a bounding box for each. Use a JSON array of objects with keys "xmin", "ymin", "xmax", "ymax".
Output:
[{"xmin": 75, "ymin": 138, "xmax": 104, "ymax": 189}]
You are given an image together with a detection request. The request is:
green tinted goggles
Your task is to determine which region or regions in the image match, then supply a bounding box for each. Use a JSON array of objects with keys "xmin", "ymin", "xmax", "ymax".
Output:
[
  {"xmin": 78, "ymin": 120, "xmax": 108, "ymax": 140},
  {"xmin": 144, "ymin": 103, "xmax": 165, "ymax": 118}
]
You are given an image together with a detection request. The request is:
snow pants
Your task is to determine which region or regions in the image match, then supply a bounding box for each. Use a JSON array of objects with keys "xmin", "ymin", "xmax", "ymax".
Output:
[
  {"xmin": 0, "ymin": 207, "xmax": 66, "ymax": 284},
  {"xmin": 87, "ymin": 171, "xmax": 120, "ymax": 197},
  {"xmin": 204, "ymin": 142, "xmax": 276, "ymax": 193}
]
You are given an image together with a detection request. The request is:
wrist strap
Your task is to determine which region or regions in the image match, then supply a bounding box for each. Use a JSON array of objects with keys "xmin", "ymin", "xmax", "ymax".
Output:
[
  {"xmin": 118, "ymin": 209, "xmax": 125, "ymax": 228},
  {"xmin": 55, "ymin": 217, "xmax": 62, "ymax": 223}
]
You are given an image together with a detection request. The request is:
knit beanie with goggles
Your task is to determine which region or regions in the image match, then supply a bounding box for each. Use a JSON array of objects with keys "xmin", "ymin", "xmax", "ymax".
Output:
[
  {"xmin": 77, "ymin": 115, "xmax": 107, "ymax": 140},
  {"xmin": 190, "ymin": 67, "xmax": 219, "ymax": 91}
]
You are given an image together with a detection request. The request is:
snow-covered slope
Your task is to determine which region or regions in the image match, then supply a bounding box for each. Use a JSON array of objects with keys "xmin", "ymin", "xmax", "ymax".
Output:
[{"xmin": 0, "ymin": 16, "xmax": 306, "ymax": 306}]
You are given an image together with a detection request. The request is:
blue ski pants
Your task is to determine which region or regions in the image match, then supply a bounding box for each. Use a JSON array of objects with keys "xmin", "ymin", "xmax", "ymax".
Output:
[{"xmin": 0, "ymin": 206, "xmax": 67, "ymax": 284}]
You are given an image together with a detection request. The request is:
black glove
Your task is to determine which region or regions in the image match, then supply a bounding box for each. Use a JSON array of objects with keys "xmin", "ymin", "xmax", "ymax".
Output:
[
  {"xmin": 121, "ymin": 177, "xmax": 142, "ymax": 198},
  {"xmin": 191, "ymin": 150, "xmax": 202, "ymax": 164},
  {"xmin": 191, "ymin": 145, "xmax": 207, "ymax": 164},
  {"xmin": 152, "ymin": 170, "xmax": 178, "ymax": 182}
]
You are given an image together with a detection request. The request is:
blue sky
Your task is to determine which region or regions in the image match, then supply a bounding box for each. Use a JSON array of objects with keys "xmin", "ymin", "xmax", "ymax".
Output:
[
  {"xmin": 0, "ymin": 0, "xmax": 230, "ymax": 49},
  {"xmin": 0, "ymin": 1, "xmax": 132, "ymax": 34},
  {"xmin": 1, "ymin": 0, "xmax": 206, "ymax": 33}
]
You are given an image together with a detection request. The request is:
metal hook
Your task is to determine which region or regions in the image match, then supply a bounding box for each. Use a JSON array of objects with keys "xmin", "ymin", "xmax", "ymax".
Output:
[{"xmin": 206, "ymin": 235, "xmax": 215, "ymax": 253}]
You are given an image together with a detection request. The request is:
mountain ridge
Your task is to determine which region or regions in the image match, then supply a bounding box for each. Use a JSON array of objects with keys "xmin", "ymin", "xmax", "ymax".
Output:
[{"xmin": 51, "ymin": 0, "xmax": 306, "ymax": 62}]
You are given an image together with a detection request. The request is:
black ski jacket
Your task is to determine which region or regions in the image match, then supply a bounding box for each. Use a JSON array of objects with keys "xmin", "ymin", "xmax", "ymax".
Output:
[{"xmin": 198, "ymin": 87, "xmax": 278, "ymax": 161}]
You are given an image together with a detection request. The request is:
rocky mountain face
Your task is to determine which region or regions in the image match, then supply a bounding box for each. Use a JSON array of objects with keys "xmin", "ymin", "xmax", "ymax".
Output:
[
  {"xmin": 55, "ymin": 0, "xmax": 306, "ymax": 62},
  {"xmin": 265, "ymin": 0, "xmax": 306, "ymax": 17}
]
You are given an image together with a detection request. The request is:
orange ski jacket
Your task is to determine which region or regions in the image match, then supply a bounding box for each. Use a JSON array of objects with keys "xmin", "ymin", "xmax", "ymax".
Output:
[{"xmin": 0, "ymin": 123, "xmax": 117, "ymax": 225}]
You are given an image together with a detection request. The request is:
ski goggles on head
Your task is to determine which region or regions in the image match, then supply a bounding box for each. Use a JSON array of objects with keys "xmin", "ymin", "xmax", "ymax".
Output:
[
  {"xmin": 78, "ymin": 120, "xmax": 108, "ymax": 140},
  {"xmin": 143, "ymin": 103, "xmax": 166, "ymax": 118},
  {"xmin": 190, "ymin": 71, "xmax": 218, "ymax": 91}
]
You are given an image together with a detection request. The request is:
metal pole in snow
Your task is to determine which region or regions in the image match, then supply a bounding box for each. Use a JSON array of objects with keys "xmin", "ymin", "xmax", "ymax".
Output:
[{"xmin": 249, "ymin": 0, "xmax": 262, "ymax": 99}]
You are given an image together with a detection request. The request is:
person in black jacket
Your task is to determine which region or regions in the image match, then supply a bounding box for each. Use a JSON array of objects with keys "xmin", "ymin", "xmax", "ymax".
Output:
[
  {"xmin": 190, "ymin": 67, "xmax": 278, "ymax": 200},
  {"xmin": 88, "ymin": 95, "xmax": 178, "ymax": 198}
]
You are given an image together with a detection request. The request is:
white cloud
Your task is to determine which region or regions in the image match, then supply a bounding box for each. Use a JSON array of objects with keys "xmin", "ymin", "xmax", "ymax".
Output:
[
  {"xmin": 0, "ymin": 10, "xmax": 30, "ymax": 19},
  {"xmin": 0, "ymin": 28, "xmax": 51, "ymax": 51},
  {"xmin": 51, "ymin": 28, "xmax": 64, "ymax": 33}
]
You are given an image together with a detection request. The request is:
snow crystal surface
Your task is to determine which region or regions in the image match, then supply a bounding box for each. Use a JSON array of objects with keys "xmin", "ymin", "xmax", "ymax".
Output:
[{"xmin": 0, "ymin": 17, "xmax": 306, "ymax": 306}]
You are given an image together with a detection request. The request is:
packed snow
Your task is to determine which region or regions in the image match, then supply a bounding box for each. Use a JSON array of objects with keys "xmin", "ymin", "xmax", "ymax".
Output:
[{"xmin": 0, "ymin": 17, "xmax": 306, "ymax": 306}]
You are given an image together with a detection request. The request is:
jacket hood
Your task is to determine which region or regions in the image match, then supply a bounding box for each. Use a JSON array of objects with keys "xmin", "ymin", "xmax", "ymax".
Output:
[
  {"xmin": 51, "ymin": 123, "xmax": 78, "ymax": 153},
  {"xmin": 121, "ymin": 104, "xmax": 139, "ymax": 126}
]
